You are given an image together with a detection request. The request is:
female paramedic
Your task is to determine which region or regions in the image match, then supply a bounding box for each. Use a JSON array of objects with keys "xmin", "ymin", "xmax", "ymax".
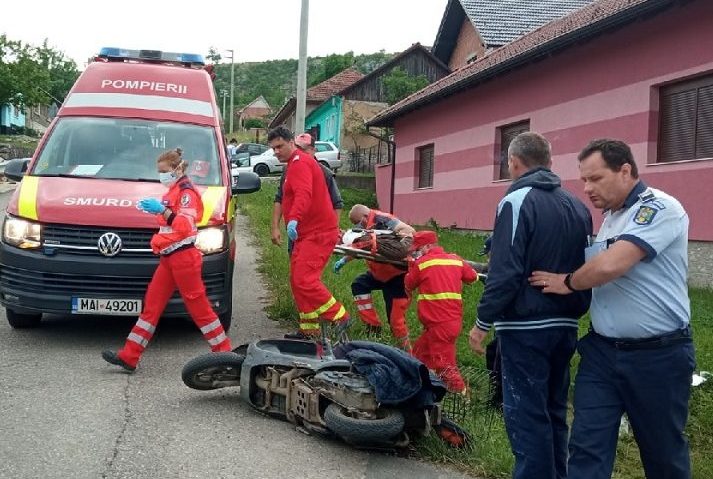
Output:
[{"xmin": 102, "ymin": 148, "xmax": 232, "ymax": 372}]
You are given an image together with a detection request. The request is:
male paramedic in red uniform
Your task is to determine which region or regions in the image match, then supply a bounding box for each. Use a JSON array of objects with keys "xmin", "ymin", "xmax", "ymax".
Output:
[
  {"xmin": 102, "ymin": 148, "xmax": 231, "ymax": 371},
  {"xmin": 267, "ymin": 126, "xmax": 350, "ymax": 337},
  {"xmin": 334, "ymin": 204, "xmax": 414, "ymax": 350},
  {"xmin": 404, "ymin": 230, "xmax": 478, "ymax": 393}
]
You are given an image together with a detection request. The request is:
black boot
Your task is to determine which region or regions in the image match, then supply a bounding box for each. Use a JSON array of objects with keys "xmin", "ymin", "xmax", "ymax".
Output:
[
  {"xmin": 102, "ymin": 350, "xmax": 136, "ymax": 372},
  {"xmin": 283, "ymin": 331, "xmax": 310, "ymax": 340}
]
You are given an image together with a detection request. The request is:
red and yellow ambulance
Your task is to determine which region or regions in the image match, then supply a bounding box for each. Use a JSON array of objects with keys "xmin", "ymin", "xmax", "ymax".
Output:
[{"xmin": 0, "ymin": 48, "xmax": 259, "ymax": 329}]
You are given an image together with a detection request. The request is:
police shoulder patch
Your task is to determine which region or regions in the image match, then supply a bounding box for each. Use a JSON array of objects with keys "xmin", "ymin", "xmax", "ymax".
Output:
[
  {"xmin": 180, "ymin": 193, "xmax": 191, "ymax": 207},
  {"xmin": 633, "ymin": 205, "xmax": 657, "ymax": 225}
]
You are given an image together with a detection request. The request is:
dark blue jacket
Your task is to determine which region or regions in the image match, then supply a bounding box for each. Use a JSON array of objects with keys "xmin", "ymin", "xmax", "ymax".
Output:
[
  {"xmin": 335, "ymin": 341, "xmax": 446, "ymax": 408},
  {"xmin": 476, "ymin": 167, "xmax": 592, "ymax": 332}
]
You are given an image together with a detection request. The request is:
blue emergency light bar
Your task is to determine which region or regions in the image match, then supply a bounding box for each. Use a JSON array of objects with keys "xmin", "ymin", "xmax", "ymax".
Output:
[{"xmin": 97, "ymin": 47, "xmax": 205, "ymax": 67}]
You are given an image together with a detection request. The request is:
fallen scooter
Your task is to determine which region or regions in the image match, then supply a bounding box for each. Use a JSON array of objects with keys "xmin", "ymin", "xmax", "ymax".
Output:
[{"xmin": 182, "ymin": 323, "xmax": 470, "ymax": 448}]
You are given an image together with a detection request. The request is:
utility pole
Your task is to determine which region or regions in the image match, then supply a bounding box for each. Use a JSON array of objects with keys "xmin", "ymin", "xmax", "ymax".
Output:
[
  {"xmin": 226, "ymin": 49, "xmax": 235, "ymax": 134},
  {"xmin": 295, "ymin": 0, "xmax": 309, "ymax": 134},
  {"xmin": 221, "ymin": 89, "xmax": 228, "ymax": 126}
]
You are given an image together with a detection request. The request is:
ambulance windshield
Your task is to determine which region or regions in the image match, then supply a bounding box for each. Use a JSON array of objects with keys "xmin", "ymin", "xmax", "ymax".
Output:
[{"xmin": 31, "ymin": 117, "xmax": 222, "ymax": 186}]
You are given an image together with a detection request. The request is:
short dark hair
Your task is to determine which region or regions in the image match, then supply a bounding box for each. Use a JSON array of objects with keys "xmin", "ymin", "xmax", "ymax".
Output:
[
  {"xmin": 578, "ymin": 139, "xmax": 638, "ymax": 178},
  {"xmin": 267, "ymin": 126, "xmax": 294, "ymax": 142},
  {"xmin": 508, "ymin": 132, "xmax": 551, "ymax": 168},
  {"xmin": 229, "ymin": 138, "xmax": 237, "ymax": 144}
]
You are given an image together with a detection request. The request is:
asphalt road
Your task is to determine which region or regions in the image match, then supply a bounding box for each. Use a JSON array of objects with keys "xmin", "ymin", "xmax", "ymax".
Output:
[{"xmin": 0, "ymin": 189, "xmax": 471, "ymax": 479}]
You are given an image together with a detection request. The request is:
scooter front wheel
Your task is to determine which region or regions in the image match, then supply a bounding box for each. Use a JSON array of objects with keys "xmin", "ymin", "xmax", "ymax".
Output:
[
  {"xmin": 324, "ymin": 403, "xmax": 405, "ymax": 445},
  {"xmin": 181, "ymin": 351, "xmax": 245, "ymax": 390}
]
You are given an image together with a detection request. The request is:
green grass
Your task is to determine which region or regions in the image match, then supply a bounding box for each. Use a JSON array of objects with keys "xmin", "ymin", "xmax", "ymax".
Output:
[
  {"xmin": 0, "ymin": 134, "xmax": 39, "ymax": 153},
  {"xmin": 238, "ymin": 181, "xmax": 713, "ymax": 478}
]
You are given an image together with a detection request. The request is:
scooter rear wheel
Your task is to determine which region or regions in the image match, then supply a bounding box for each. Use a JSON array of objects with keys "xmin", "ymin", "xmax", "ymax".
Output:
[{"xmin": 181, "ymin": 351, "xmax": 245, "ymax": 390}]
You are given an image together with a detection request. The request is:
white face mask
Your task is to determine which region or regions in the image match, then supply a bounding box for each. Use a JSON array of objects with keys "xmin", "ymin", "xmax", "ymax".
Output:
[{"xmin": 159, "ymin": 170, "xmax": 178, "ymax": 187}]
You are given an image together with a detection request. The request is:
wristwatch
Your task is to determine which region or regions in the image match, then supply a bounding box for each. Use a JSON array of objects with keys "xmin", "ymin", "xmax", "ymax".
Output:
[{"xmin": 564, "ymin": 273, "xmax": 578, "ymax": 292}]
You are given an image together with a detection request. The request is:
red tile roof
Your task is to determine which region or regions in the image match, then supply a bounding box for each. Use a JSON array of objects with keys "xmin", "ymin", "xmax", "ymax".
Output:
[
  {"xmin": 307, "ymin": 67, "xmax": 364, "ymax": 101},
  {"xmin": 269, "ymin": 68, "xmax": 365, "ymax": 128},
  {"xmin": 367, "ymin": 0, "xmax": 676, "ymax": 127}
]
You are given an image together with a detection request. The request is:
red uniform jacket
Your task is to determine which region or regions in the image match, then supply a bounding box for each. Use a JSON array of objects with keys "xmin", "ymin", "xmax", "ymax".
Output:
[
  {"xmin": 282, "ymin": 148, "xmax": 338, "ymax": 238},
  {"xmin": 404, "ymin": 247, "xmax": 477, "ymax": 325},
  {"xmin": 150, "ymin": 176, "xmax": 203, "ymax": 255},
  {"xmin": 365, "ymin": 209, "xmax": 407, "ymax": 282}
]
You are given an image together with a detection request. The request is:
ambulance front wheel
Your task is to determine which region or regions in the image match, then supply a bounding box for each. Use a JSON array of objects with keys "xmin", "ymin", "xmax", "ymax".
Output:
[
  {"xmin": 219, "ymin": 310, "xmax": 232, "ymax": 332},
  {"xmin": 6, "ymin": 309, "xmax": 42, "ymax": 328}
]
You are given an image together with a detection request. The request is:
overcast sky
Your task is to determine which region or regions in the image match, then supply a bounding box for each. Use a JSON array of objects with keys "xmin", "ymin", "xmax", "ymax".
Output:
[{"xmin": 1, "ymin": 0, "xmax": 449, "ymax": 68}]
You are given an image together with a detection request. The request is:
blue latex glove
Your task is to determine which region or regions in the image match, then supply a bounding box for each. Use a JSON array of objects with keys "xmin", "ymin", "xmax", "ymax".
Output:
[
  {"xmin": 334, "ymin": 257, "xmax": 348, "ymax": 274},
  {"xmin": 286, "ymin": 220, "xmax": 298, "ymax": 241},
  {"xmin": 138, "ymin": 198, "xmax": 165, "ymax": 215}
]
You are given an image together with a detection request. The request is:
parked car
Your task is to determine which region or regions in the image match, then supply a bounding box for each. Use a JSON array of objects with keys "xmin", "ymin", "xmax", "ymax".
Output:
[
  {"xmin": 235, "ymin": 142, "xmax": 269, "ymax": 157},
  {"xmin": 314, "ymin": 141, "xmax": 341, "ymax": 171},
  {"xmin": 241, "ymin": 148, "xmax": 284, "ymax": 177}
]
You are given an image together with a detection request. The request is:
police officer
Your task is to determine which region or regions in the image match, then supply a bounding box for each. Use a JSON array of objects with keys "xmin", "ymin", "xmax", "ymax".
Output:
[{"xmin": 530, "ymin": 139, "xmax": 695, "ymax": 479}]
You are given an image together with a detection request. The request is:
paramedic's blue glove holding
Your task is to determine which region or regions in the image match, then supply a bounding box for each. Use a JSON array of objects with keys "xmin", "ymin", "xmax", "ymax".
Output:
[
  {"xmin": 334, "ymin": 257, "xmax": 347, "ymax": 274},
  {"xmin": 138, "ymin": 198, "xmax": 165, "ymax": 215},
  {"xmin": 286, "ymin": 220, "xmax": 298, "ymax": 241}
]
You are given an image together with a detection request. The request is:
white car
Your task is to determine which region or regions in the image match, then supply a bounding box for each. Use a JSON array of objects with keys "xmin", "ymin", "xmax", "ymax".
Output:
[
  {"xmin": 233, "ymin": 142, "xmax": 341, "ymax": 177},
  {"xmin": 237, "ymin": 149, "xmax": 284, "ymax": 177},
  {"xmin": 314, "ymin": 141, "xmax": 342, "ymax": 171}
]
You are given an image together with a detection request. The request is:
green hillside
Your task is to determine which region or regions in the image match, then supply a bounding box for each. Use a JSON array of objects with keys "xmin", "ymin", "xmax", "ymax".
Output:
[{"xmin": 211, "ymin": 51, "xmax": 394, "ymax": 113}]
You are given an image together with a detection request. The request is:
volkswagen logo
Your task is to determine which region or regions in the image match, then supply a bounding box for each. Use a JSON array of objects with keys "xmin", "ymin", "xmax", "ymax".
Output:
[{"xmin": 98, "ymin": 232, "xmax": 122, "ymax": 257}]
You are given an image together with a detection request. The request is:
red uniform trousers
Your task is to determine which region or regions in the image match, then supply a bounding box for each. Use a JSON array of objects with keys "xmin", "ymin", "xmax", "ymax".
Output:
[
  {"xmin": 351, "ymin": 271, "xmax": 410, "ymax": 348},
  {"xmin": 291, "ymin": 230, "xmax": 348, "ymax": 334},
  {"xmin": 413, "ymin": 319, "xmax": 465, "ymax": 393},
  {"xmin": 404, "ymin": 248, "xmax": 477, "ymax": 393},
  {"xmin": 117, "ymin": 247, "xmax": 232, "ymax": 367}
]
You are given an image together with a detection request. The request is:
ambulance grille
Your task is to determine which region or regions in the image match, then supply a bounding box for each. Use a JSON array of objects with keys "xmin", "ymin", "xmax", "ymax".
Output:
[
  {"xmin": 42, "ymin": 226, "xmax": 154, "ymax": 257},
  {"xmin": 0, "ymin": 265, "xmax": 226, "ymax": 297}
]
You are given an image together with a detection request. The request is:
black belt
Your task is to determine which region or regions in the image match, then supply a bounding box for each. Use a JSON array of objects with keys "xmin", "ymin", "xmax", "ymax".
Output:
[{"xmin": 590, "ymin": 326, "xmax": 691, "ymax": 351}]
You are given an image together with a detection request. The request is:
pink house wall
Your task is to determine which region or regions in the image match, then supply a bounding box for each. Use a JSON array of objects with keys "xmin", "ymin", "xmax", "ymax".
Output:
[
  {"xmin": 383, "ymin": 1, "xmax": 713, "ymax": 241},
  {"xmin": 375, "ymin": 163, "xmax": 393, "ymax": 211}
]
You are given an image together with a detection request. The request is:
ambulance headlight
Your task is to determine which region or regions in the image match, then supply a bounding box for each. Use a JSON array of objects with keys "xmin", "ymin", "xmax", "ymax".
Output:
[
  {"xmin": 195, "ymin": 227, "xmax": 227, "ymax": 255},
  {"xmin": 3, "ymin": 217, "xmax": 42, "ymax": 249}
]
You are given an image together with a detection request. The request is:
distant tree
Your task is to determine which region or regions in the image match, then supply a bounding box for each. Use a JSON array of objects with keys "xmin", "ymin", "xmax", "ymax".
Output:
[
  {"xmin": 382, "ymin": 67, "xmax": 430, "ymax": 105},
  {"xmin": 36, "ymin": 39, "xmax": 79, "ymax": 103},
  {"xmin": 243, "ymin": 118, "xmax": 266, "ymax": 129},
  {"xmin": 0, "ymin": 35, "xmax": 50, "ymax": 107},
  {"xmin": 206, "ymin": 47, "xmax": 222, "ymax": 64},
  {"xmin": 309, "ymin": 52, "xmax": 355, "ymax": 86}
]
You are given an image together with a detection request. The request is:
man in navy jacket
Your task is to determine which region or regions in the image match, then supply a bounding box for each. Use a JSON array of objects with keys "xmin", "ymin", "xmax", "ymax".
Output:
[{"xmin": 469, "ymin": 132, "xmax": 592, "ymax": 479}]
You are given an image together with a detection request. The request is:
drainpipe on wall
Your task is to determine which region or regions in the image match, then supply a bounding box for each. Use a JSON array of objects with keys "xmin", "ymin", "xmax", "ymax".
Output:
[
  {"xmin": 389, "ymin": 141, "xmax": 396, "ymax": 214},
  {"xmin": 367, "ymin": 128, "xmax": 396, "ymax": 213}
]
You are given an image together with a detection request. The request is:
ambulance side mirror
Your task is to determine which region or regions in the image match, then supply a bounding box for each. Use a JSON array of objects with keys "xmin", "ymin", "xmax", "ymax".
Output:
[
  {"xmin": 231, "ymin": 171, "xmax": 261, "ymax": 195},
  {"xmin": 4, "ymin": 158, "xmax": 31, "ymax": 182}
]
